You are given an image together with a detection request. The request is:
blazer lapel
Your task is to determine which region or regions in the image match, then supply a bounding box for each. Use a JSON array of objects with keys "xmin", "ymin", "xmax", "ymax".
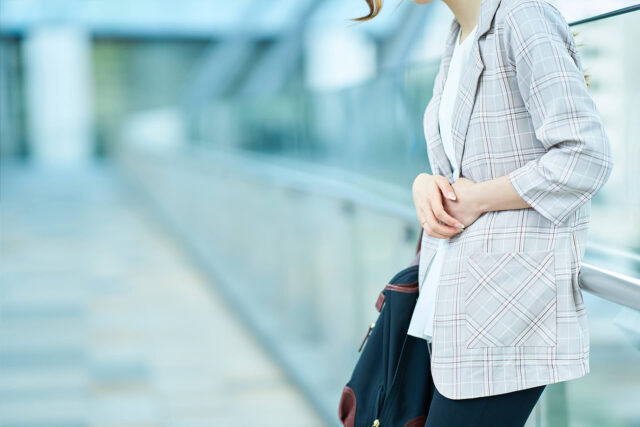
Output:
[
  {"xmin": 451, "ymin": 0, "xmax": 502, "ymax": 174},
  {"xmin": 424, "ymin": 0, "xmax": 502, "ymax": 183}
]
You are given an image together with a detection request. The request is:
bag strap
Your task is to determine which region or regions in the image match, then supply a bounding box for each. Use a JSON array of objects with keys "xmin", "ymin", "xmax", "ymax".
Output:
[
  {"xmin": 408, "ymin": 228, "xmax": 423, "ymax": 267},
  {"xmin": 415, "ymin": 227, "xmax": 423, "ymax": 255},
  {"xmin": 373, "ymin": 227, "xmax": 423, "ymax": 314}
]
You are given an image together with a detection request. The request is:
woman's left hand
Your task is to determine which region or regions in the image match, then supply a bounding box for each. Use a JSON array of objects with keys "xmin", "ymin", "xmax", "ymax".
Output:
[{"xmin": 441, "ymin": 177, "xmax": 485, "ymax": 229}]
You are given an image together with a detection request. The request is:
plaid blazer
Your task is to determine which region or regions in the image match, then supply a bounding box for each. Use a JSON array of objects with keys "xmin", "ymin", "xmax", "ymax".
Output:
[{"xmin": 418, "ymin": 0, "xmax": 614, "ymax": 399}]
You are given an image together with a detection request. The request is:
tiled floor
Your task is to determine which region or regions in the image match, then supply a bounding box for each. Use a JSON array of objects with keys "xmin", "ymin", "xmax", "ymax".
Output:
[{"xmin": 0, "ymin": 161, "xmax": 325, "ymax": 427}]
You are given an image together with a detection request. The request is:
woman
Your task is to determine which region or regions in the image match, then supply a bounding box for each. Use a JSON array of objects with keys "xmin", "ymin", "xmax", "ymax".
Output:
[{"xmin": 353, "ymin": 0, "xmax": 614, "ymax": 426}]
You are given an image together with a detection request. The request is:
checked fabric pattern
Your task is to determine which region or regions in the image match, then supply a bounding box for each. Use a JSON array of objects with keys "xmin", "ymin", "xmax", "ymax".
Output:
[
  {"xmin": 415, "ymin": 0, "xmax": 614, "ymax": 400},
  {"xmin": 464, "ymin": 250, "xmax": 556, "ymax": 348}
]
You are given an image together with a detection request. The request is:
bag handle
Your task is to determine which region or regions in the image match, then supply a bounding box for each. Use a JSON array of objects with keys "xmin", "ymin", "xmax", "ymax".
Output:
[
  {"xmin": 415, "ymin": 227, "xmax": 423, "ymax": 254},
  {"xmin": 409, "ymin": 228, "xmax": 423, "ymax": 267}
]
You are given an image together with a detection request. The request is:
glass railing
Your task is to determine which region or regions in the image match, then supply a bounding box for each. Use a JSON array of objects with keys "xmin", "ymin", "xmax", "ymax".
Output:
[
  {"xmin": 116, "ymin": 5, "xmax": 640, "ymax": 426},
  {"xmin": 186, "ymin": 60, "xmax": 442, "ymax": 198},
  {"xmin": 547, "ymin": 292, "xmax": 640, "ymax": 427},
  {"xmin": 569, "ymin": 5, "xmax": 640, "ymax": 280}
]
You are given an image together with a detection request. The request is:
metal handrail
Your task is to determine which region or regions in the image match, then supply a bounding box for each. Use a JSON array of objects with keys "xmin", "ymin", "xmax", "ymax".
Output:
[
  {"xmin": 568, "ymin": 4, "xmax": 640, "ymax": 27},
  {"xmin": 579, "ymin": 263, "xmax": 640, "ymax": 311}
]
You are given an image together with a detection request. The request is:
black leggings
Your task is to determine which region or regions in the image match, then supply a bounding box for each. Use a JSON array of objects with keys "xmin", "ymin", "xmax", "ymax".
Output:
[{"xmin": 424, "ymin": 342, "xmax": 546, "ymax": 427}]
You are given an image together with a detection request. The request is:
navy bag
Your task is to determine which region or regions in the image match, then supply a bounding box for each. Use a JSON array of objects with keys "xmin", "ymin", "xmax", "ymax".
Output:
[{"xmin": 338, "ymin": 229, "xmax": 434, "ymax": 427}]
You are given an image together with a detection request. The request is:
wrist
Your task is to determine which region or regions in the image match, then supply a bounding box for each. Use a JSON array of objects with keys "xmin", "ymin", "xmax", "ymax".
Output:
[{"xmin": 472, "ymin": 180, "xmax": 491, "ymax": 214}]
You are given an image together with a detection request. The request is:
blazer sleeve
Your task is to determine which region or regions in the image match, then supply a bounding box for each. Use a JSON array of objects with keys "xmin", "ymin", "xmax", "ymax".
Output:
[{"xmin": 503, "ymin": 0, "xmax": 614, "ymax": 226}]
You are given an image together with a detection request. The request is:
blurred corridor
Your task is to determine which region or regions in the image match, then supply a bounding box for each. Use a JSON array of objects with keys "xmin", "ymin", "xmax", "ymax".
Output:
[{"xmin": 0, "ymin": 161, "xmax": 324, "ymax": 426}]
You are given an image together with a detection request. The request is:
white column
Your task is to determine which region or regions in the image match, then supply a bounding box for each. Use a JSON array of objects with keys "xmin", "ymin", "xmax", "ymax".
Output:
[{"xmin": 23, "ymin": 26, "xmax": 93, "ymax": 167}]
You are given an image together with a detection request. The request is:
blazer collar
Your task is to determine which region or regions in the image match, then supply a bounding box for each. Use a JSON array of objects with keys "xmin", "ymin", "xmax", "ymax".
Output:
[{"xmin": 424, "ymin": 0, "xmax": 502, "ymax": 183}]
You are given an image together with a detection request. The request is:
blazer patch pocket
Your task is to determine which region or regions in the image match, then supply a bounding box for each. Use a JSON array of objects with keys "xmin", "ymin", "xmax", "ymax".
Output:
[{"xmin": 464, "ymin": 250, "xmax": 557, "ymax": 349}]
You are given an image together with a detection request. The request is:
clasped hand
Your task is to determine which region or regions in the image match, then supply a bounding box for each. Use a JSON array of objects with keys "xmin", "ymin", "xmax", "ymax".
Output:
[{"xmin": 412, "ymin": 173, "xmax": 484, "ymax": 239}]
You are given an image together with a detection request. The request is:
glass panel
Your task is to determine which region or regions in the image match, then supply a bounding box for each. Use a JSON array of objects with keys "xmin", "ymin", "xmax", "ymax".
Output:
[
  {"xmin": 559, "ymin": 1, "xmax": 640, "ymax": 23},
  {"xmin": 531, "ymin": 292, "xmax": 640, "ymax": 427},
  {"xmin": 572, "ymin": 10, "xmax": 640, "ymax": 278},
  {"xmin": 190, "ymin": 59, "xmax": 442, "ymax": 200}
]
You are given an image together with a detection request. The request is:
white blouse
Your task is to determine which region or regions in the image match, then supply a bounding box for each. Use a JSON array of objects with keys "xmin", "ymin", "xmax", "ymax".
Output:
[{"xmin": 407, "ymin": 23, "xmax": 477, "ymax": 343}]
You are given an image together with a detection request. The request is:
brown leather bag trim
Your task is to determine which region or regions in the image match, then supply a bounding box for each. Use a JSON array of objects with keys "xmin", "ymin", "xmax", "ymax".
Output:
[
  {"xmin": 375, "ymin": 291, "xmax": 386, "ymax": 312},
  {"xmin": 405, "ymin": 415, "xmax": 427, "ymax": 427},
  {"xmin": 338, "ymin": 385, "xmax": 357, "ymax": 427},
  {"xmin": 385, "ymin": 283, "xmax": 418, "ymax": 293}
]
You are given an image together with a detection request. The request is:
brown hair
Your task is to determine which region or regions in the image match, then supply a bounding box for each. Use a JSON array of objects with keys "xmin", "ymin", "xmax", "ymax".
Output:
[
  {"xmin": 351, "ymin": 1, "xmax": 590, "ymax": 86},
  {"xmin": 350, "ymin": 0, "xmax": 384, "ymax": 22}
]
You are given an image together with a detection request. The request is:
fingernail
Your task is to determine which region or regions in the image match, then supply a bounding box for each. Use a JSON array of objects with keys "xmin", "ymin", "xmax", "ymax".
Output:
[
  {"xmin": 448, "ymin": 192, "xmax": 456, "ymax": 200},
  {"xmin": 457, "ymin": 223, "xmax": 465, "ymax": 229}
]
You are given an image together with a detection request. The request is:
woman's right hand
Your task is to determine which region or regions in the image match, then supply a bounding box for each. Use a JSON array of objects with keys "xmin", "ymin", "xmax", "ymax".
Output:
[{"xmin": 412, "ymin": 173, "xmax": 465, "ymax": 239}]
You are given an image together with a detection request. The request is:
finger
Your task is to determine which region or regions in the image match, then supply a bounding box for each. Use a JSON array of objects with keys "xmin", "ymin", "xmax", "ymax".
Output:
[
  {"xmin": 418, "ymin": 205, "xmax": 449, "ymax": 239},
  {"xmin": 422, "ymin": 222, "xmax": 449, "ymax": 239},
  {"xmin": 429, "ymin": 190, "xmax": 465, "ymax": 230},
  {"xmin": 433, "ymin": 203, "xmax": 465, "ymax": 230},
  {"xmin": 435, "ymin": 175, "xmax": 457, "ymax": 201},
  {"xmin": 429, "ymin": 207, "xmax": 462, "ymax": 236},
  {"xmin": 423, "ymin": 204, "xmax": 458, "ymax": 238}
]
